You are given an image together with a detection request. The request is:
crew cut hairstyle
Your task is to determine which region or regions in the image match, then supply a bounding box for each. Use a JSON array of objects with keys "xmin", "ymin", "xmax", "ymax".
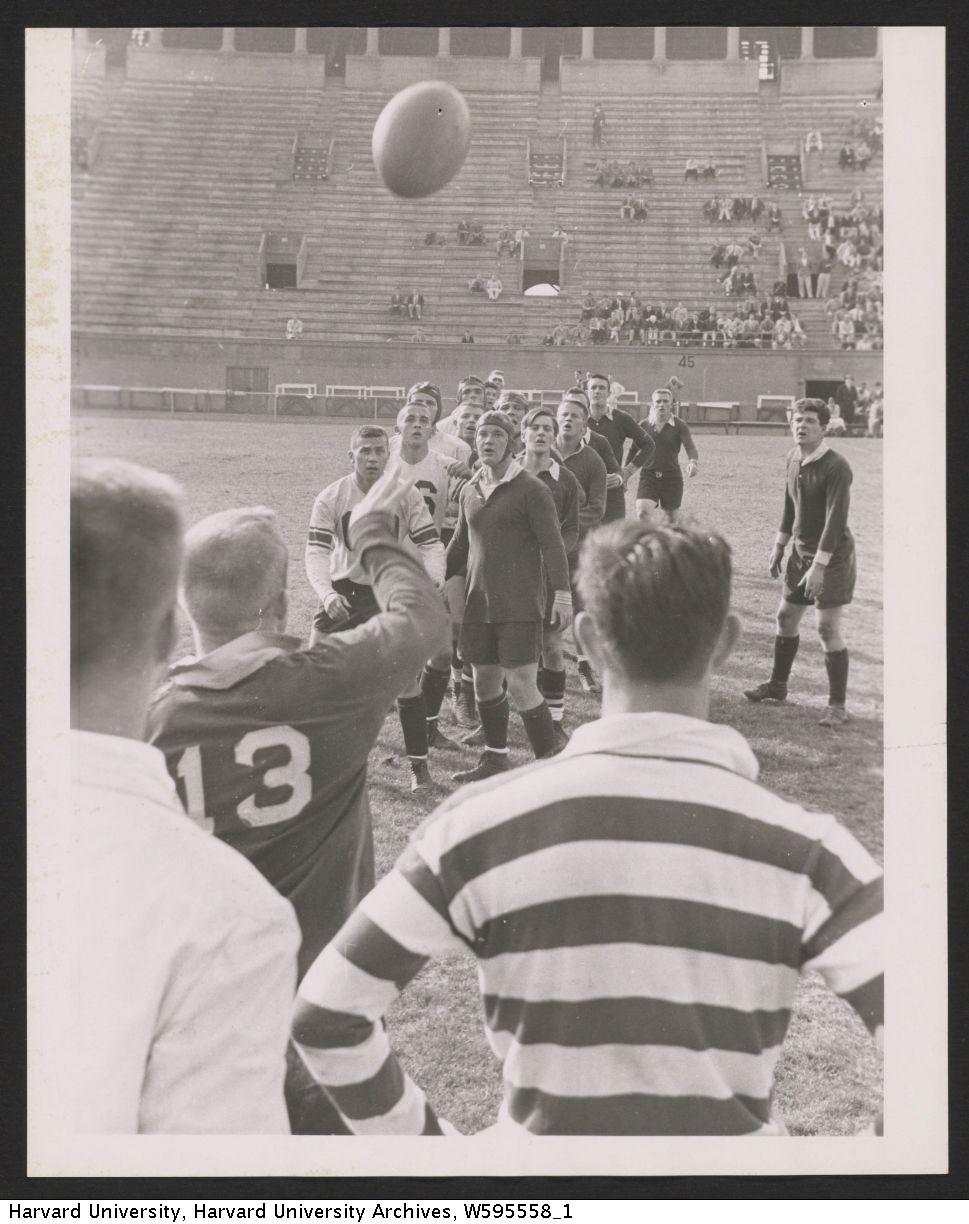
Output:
[
  {"xmin": 792, "ymin": 397, "xmax": 831, "ymax": 428},
  {"xmin": 349, "ymin": 424, "xmax": 388, "ymax": 449},
  {"xmin": 71, "ymin": 458, "xmax": 184, "ymax": 674},
  {"xmin": 181, "ymin": 506, "xmax": 288, "ymax": 635},
  {"xmin": 577, "ymin": 519, "xmax": 732, "ymax": 684},
  {"xmin": 584, "ymin": 372, "xmax": 611, "ymax": 388}
]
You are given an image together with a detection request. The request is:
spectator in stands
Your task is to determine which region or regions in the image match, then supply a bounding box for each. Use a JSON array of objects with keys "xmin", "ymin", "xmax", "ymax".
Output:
[
  {"xmin": 701, "ymin": 157, "xmax": 718, "ymax": 179},
  {"xmin": 423, "ymin": 230, "xmax": 446, "ymax": 246},
  {"xmin": 496, "ymin": 225, "xmax": 515, "ymax": 257},
  {"xmin": 826, "ymin": 398, "xmax": 847, "ymax": 435},
  {"xmin": 590, "ymin": 316, "xmax": 608, "ymax": 345},
  {"xmin": 835, "ymin": 378, "xmax": 859, "ymax": 431},
  {"xmin": 855, "ymin": 140, "xmax": 873, "ymax": 171},
  {"xmin": 514, "ymin": 225, "xmax": 529, "ymax": 257},
  {"xmin": 796, "ymin": 249, "xmax": 813, "ymax": 299},
  {"xmin": 460, "ymin": 330, "xmax": 475, "ymax": 344},
  {"xmin": 505, "ymin": 331, "xmax": 523, "ymax": 345},
  {"xmin": 838, "ymin": 142, "xmax": 856, "ymax": 171},
  {"xmin": 457, "ymin": 217, "xmax": 470, "ymax": 245},
  {"xmin": 749, "ymin": 195, "xmax": 764, "ymax": 221},
  {"xmin": 684, "ymin": 157, "xmax": 700, "ymax": 182},
  {"xmin": 407, "ymin": 289, "xmax": 424, "ymax": 320},
  {"xmin": 724, "ymin": 240, "xmax": 744, "ymax": 268},
  {"xmin": 868, "ymin": 385, "xmax": 884, "ymax": 437},
  {"xmin": 541, "ymin": 331, "xmax": 555, "ymax": 347},
  {"xmin": 804, "ymin": 129, "xmax": 824, "ymax": 154},
  {"xmin": 633, "ymin": 197, "xmax": 649, "ymax": 222},
  {"xmin": 552, "ymin": 223, "xmax": 570, "ymax": 244},
  {"xmin": 767, "ymin": 202, "xmax": 782, "ymax": 231},
  {"xmin": 468, "ymin": 273, "xmax": 486, "ymax": 295},
  {"xmin": 710, "ymin": 242, "xmax": 725, "ymax": 269},
  {"xmin": 620, "ymin": 195, "xmax": 635, "ymax": 222},
  {"xmin": 592, "ymin": 103, "xmax": 606, "ymax": 148},
  {"xmin": 390, "ymin": 286, "xmax": 405, "ymax": 314},
  {"xmin": 717, "ymin": 196, "xmax": 734, "ymax": 222},
  {"xmin": 580, "ymin": 291, "xmax": 597, "ymax": 320},
  {"xmin": 285, "ymin": 317, "xmax": 304, "ymax": 341},
  {"xmin": 411, "ymin": 327, "xmax": 427, "ymax": 343},
  {"xmin": 468, "ymin": 220, "xmax": 485, "ymax": 247},
  {"xmin": 486, "ymin": 273, "xmax": 503, "ymax": 301}
]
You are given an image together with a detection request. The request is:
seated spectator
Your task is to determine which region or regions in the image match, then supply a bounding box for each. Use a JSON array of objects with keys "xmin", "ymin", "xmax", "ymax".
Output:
[
  {"xmin": 390, "ymin": 285, "xmax": 405, "ymax": 313},
  {"xmin": 838, "ymin": 143, "xmax": 856, "ymax": 171},
  {"xmin": 740, "ymin": 269, "xmax": 756, "ymax": 295},
  {"xmin": 724, "ymin": 241, "xmax": 744, "ymax": 268},
  {"xmin": 620, "ymin": 195, "xmax": 635, "ymax": 222},
  {"xmin": 580, "ymin": 291, "xmax": 597, "ymax": 319},
  {"xmin": 505, "ymin": 330, "xmax": 523, "ymax": 344},
  {"xmin": 767, "ymin": 203, "xmax": 782, "ymax": 231},
  {"xmin": 423, "ymin": 230, "xmax": 446, "ymax": 247},
  {"xmin": 746, "ymin": 233, "xmax": 763, "ymax": 259},
  {"xmin": 468, "ymin": 220, "xmax": 485, "ymax": 246},
  {"xmin": 855, "ymin": 140, "xmax": 872, "ymax": 171},
  {"xmin": 552, "ymin": 223, "xmax": 570, "ymax": 244},
  {"xmin": 633, "ymin": 197, "xmax": 649, "ymax": 222},
  {"xmin": 541, "ymin": 331, "xmax": 555, "ymax": 347},
  {"xmin": 468, "ymin": 273, "xmax": 486, "ymax": 295},
  {"xmin": 838, "ymin": 315, "xmax": 856, "ymax": 350},
  {"xmin": 749, "ymin": 195, "xmax": 764, "ymax": 221},
  {"xmin": 496, "ymin": 225, "xmax": 515, "ymax": 256},
  {"xmin": 411, "ymin": 327, "xmax": 427, "ymax": 343},
  {"xmin": 645, "ymin": 316, "xmax": 660, "ymax": 345},
  {"xmin": 684, "ymin": 157, "xmax": 700, "ymax": 181},
  {"xmin": 805, "ymin": 129, "xmax": 824, "ymax": 154},
  {"xmin": 285, "ymin": 317, "xmax": 303, "ymax": 341},
  {"xmin": 608, "ymin": 308, "xmax": 624, "ymax": 344},
  {"xmin": 407, "ymin": 289, "xmax": 424, "ymax": 319},
  {"xmin": 710, "ymin": 242, "xmax": 725, "ymax": 269},
  {"xmin": 717, "ymin": 196, "xmax": 734, "ymax": 223},
  {"xmin": 457, "ymin": 217, "xmax": 470, "ymax": 245},
  {"xmin": 486, "ymin": 273, "xmax": 503, "ymax": 301},
  {"xmin": 701, "ymin": 157, "xmax": 718, "ymax": 179},
  {"xmin": 590, "ymin": 316, "xmax": 607, "ymax": 345},
  {"xmin": 460, "ymin": 329, "xmax": 475, "ymax": 344},
  {"xmin": 552, "ymin": 322, "xmax": 569, "ymax": 347},
  {"xmin": 702, "ymin": 197, "xmax": 718, "ymax": 223}
]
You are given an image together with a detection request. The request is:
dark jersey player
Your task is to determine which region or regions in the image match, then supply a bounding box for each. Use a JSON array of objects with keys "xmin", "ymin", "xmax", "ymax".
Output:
[
  {"xmin": 633, "ymin": 387, "xmax": 699, "ymax": 521},
  {"xmin": 147, "ymin": 468, "xmax": 448, "ymax": 1131},
  {"xmin": 585, "ymin": 372, "xmax": 654, "ymax": 520},
  {"xmin": 744, "ymin": 398, "xmax": 855, "ymax": 727}
]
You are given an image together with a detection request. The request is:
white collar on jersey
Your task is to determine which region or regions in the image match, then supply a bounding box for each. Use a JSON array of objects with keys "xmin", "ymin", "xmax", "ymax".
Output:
[{"xmin": 799, "ymin": 439, "xmax": 830, "ymax": 467}]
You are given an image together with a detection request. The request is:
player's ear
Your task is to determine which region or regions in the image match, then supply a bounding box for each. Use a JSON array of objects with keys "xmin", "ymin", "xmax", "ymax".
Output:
[
  {"xmin": 153, "ymin": 604, "xmax": 178, "ymax": 668},
  {"xmin": 711, "ymin": 612, "xmax": 742, "ymax": 671}
]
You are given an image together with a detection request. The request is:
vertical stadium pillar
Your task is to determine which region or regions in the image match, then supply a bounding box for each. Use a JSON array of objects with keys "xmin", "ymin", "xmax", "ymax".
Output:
[
  {"xmin": 654, "ymin": 27, "xmax": 667, "ymax": 61},
  {"xmin": 510, "ymin": 28, "xmax": 522, "ymax": 58},
  {"xmin": 876, "ymin": 26, "xmax": 882, "ymax": 57},
  {"xmin": 366, "ymin": 27, "xmax": 379, "ymax": 55},
  {"xmin": 726, "ymin": 27, "xmax": 740, "ymax": 59},
  {"xmin": 221, "ymin": 28, "xmax": 236, "ymax": 53},
  {"xmin": 294, "ymin": 27, "xmax": 308, "ymax": 54},
  {"xmin": 801, "ymin": 27, "xmax": 815, "ymax": 59},
  {"xmin": 438, "ymin": 27, "xmax": 451, "ymax": 56},
  {"xmin": 580, "ymin": 27, "xmax": 594, "ymax": 60}
]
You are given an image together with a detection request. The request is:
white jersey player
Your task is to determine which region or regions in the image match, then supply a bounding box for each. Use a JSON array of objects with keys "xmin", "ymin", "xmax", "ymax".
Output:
[{"xmin": 391, "ymin": 400, "xmax": 470, "ymax": 544}]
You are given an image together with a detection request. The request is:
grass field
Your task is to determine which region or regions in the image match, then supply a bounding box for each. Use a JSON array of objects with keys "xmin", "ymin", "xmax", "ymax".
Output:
[{"xmin": 73, "ymin": 412, "xmax": 884, "ymax": 1136}]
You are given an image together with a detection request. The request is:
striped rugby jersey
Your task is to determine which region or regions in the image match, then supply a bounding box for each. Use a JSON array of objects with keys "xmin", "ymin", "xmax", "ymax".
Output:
[
  {"xmin": 293, "ymin": 712, "xmax": 883, "ymax": 1136},
  {"xmin": 306, "ymin": 473, "xmax": 444, "ymax": 592}
]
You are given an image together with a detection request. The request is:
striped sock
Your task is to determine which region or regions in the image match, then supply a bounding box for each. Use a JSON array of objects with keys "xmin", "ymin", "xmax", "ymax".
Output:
[{"xmin": 478, "ymin": 693, "xmax": 510, "ymax": 754}]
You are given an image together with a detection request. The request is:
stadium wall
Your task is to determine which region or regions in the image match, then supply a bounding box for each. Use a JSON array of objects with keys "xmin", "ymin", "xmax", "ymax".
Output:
[
  {"xmin": 345, "ymin": 54, "xmax": 541, "ymax": 92},
  {"xmin": 780, "ymin": 59, "xmax": 882, "ymax": 94},
  {"xmin": 125, "ymin": 46, "xmax": 327, "ymax": 87},
  {"xmin": 559, "ymin": 60, "xmax": 760, "ymax": 94},
  {"xmin": 73, "ymin": 336, "xmax": 883, "ymax": 407}
]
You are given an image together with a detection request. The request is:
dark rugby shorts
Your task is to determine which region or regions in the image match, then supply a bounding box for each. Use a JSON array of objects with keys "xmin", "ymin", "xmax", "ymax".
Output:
[
  {"xmin": 459, "ymin": 620, "xmax": 543, "ymax": 668},
  {"xmin": 312, "ymin": 578, "xmax": 379, "ymax": 635},
  {"xmin": 637, "ymin": 467, "xmax": 684, "ymax": 511},
  {"xmin": 783, "ymin": 545, "xmax": 856, "ymax": 609}
]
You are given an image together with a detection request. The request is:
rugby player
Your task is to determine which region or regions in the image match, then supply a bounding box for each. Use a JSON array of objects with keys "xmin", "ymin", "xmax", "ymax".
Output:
[
  {"xmin": 304, "ymin": 425, "xmax": 446, "ymax": 788},
  {"xmin": 585, "ymin": 372, "xmax": 653, "ymax": 520},
  {"xmin": 437, "ymin": 376, "xmax": 486, "ymax": 436},
  {"xmin": 148, "ymin": 465, "xmax": 448, "ymax": 1130},
  {"xmin": 521, "ymin": 406, "xmax": 581, "ymax": 748},
  {"xmin": 634, "ymin": 387, "xmax": 699, "ymax": 522},
  {"xmin": 495, "ymin": 389, "xmax": 528, "ymax": 455},
  {"xmin": 445, "ymin": 412, "xmax": 572, "ymax": 782},
  {"xmin": 397, "ymin": 381, "xmax": 472, "ymax": 466},
  {"xmin": 744, "ymin": 398, "xmax": 856, "ymax": 727},
  {"xmin": 555, "ymin": 393, "xmax": 609, "ymax": 695}
]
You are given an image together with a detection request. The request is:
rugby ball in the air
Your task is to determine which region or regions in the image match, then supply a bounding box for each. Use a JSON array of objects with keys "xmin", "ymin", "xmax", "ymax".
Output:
[{"xmin": 372, "ymin": 81, "xmax": 471, "ymax": 198}]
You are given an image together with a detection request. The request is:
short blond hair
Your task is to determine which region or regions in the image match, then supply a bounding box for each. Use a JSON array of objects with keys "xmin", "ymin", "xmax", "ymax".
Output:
[{"xmin": 181, "ymin": 507, "xmax": 287, "ymax": 635}]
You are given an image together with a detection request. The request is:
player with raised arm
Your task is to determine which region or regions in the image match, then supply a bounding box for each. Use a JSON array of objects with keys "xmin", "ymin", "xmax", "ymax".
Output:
[
  {"xmin": 147, "ymin": 464, "xmax": 448, "ymax": 1132},
  {"xmin": 304, "ymin": 425, "xmax": 446, "ymax": 788},
  {"xmin": 634, "ymin": 387, "xmax": 699, "ymax": 522},
  {"xmin": 445, "ymin": 412, "xmax": 573, "ymax": 782},
  {"xmin": 521, "ymin": 406, "xmax": 581, "ymax": 748},
  {"xmin": 292, "ymin": 519, "xmax": 883, "ymax": 1136},
  {"xmin": 744, "ymin": 398, "xmax": 856, "ymax": 727}
]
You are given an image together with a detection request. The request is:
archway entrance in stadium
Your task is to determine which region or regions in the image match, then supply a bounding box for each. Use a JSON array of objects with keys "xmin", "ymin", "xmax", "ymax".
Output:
[
  {"xmin": 522, "ymin": 28, "xmax": 581, "ymax": 83},
  {"xmin": 805, "ymin": 379, "xmax": 844, "ymax": 405},
  {"xmin": 523, "ymin": 275, "xmax": 560, "ymax": 295},
  {"xmin": 739, "ymin": 27, "xmax": 802, "ymax": 83}
]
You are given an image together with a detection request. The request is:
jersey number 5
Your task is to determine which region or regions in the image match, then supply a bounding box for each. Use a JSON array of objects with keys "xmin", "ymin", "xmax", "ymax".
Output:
[{"xmin": 174, "ymin": 725, "xmax": 313, "ymax": 830}]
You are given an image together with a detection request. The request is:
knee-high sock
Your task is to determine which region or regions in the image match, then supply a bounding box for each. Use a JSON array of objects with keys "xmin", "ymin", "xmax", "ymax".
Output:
[
  {"xmin": 824, "ymin": 649, "xmax": 849, "ymax": 705},
  {"xmin": 421, "ymin": 665, "xmax": 451, "ymax": 723},
  {"xmin": 539, "ymin": 668, "xmax": 567, "ymax": 722},
  {"xmin": 770, "ymin": 635, "xmax": 800, "ymax": 685},
  {"xmin": 397, "ymin": 694, "xmax": 428, "ymax": 760},
  {"xmin": 520, "ymin": 701, "xmax": 555, "ymax": 759},
  {"xmin": 478, "ymin": 693, "xmax": 509, "ymax": 754}
]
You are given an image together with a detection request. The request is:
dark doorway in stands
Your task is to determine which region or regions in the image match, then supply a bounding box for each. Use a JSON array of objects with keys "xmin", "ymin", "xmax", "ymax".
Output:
[
  {"xmin": 522, "ymin": 267, "xmax": 561, "ymax": 294},
  {"xmin": 805, "ymin": 380, "xmax": 843, "ymax": 406},
  {"xmin": 306, "ymin": 27, "xmax": 367, "ymax": 77},
  {"xmin": 265, "ymin": 263, "xmax": 298, "ymax": 289},
  {"xmin": 523, "ymin": 28, "xmax": 581, "ymax": 83},
  {"xmin": 739, "ymin": 27, "xmax": 802, "ymax": 83}
]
